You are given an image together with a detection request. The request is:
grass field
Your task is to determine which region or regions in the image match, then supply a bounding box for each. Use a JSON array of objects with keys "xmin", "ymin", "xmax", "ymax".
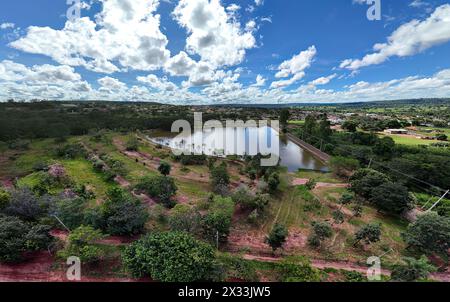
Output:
[
  {"xmin": 379, "ymin": 134, "xmax": 434, "ymax": 146},
  {"xmin": 62, "ymin": 159, "xmax": 118, "ymax": 201}
]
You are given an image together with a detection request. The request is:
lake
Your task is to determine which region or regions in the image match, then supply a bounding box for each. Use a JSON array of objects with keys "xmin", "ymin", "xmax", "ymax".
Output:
[{"xmin": 148, "ymin": 126, "xmax": 328, "ymax": 173}]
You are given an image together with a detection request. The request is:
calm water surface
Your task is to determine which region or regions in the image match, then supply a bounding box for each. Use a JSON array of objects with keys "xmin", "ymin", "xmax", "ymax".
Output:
[{"xmin": 148, "ymin": 127, "xmax": 328, "ymax": 172}]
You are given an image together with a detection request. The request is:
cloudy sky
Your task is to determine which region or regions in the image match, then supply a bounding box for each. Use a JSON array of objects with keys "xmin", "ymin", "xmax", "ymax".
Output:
[{"xmin": 0, "ymin": 0, "xmax": 450, "ymax": 104}]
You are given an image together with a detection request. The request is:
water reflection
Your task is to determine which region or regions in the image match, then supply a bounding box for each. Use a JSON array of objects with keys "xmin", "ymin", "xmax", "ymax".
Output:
[{"xmin": 148, "ymin": 127, "xmax": 328, "ymax": 172}]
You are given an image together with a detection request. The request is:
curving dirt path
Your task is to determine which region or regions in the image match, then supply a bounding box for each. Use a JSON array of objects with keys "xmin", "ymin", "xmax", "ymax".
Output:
[{"xmin": 242, "ymin": 254, "xmax": 450, "ymax": 282}]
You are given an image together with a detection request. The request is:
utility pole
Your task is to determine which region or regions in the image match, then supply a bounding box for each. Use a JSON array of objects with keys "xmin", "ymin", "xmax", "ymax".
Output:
[{"xmin": 427, "ymin": 190, "xmax": 450, "ymax": 212}]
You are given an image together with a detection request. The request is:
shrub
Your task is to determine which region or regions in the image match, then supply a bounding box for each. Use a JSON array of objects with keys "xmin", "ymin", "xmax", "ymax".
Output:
[
  {"xmin": 0, "ymin": 215, "xmax": 52, "ymax": 263},
  {"xmin": 350, "ymin": 169, "xmax": 390, "ymax": 199},
  {"xmin": 278, "ymin": 257, "xmax": 321, "ymax": 282},
  {"xmin": 3, "ymin": 188, "xmax": 50, "ymax": 221},
  {"xmin": 267, "ymin": 172, "xmax": 281, "ymax": 192},
  {"xmin": 122, "ymin": 232, "xmax": 216, "ymax": 282},
  {"xmin": 52, "ymin": 197, "xmax": 87, "ymax": 230},
  {"xmin": 330, "ymin": 156, "xmax": 360, "ymax": 177},
  {"xmin": 201, "ymin": 196, "xmax": 234, "ymax": 244},
  {"xmin": 58, "ymin": 226, "xmax": 104, "ymax": 264},
  {"xmin": 158, "ymin": 161, "xmax": 171, "ymax": 176},
  {"xmin": 369, "ymin": 182, "xmax": 413, "ymax": 215},
  {"xmin": 87, "ymin": 188, "xmax": 149, "ymax": 236},
  {"xmin": 125, "ymin": 136, "xmax": 139, "ymax": 152},
  {"xmin": 266, "ymin": 223, "xmax": 288, "ymax": 252},
  {"xmin": 402, "ymin": 212, "xmax": 450, "ymax": 257},
  {"xmin": 135, "ymin": 175, "xmax": 177, "ymax": 208},
  {"xmin": 354, "ymin": 223, "xmax": 382, "ymax": 246},
  {"xmin": 391, "ymin": 256, "xmax": 436, "ymax": 282},
  {"xmin": 56, "ymin": 143, "xmax": 86, "ymax": 159},
  {"xmin": 210, "ymin": 163, "xmax": 230, "ymax": 195},
  {"xmin": 308, "ymin": 221, "xmax": 333, "ymax": 249},
  {"xmin": 168, "ymin": 204, "xmax": 202, "ymax": 234}
]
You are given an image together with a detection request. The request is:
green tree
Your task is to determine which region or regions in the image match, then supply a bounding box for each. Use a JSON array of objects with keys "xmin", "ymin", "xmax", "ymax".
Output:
[
  {"xmin": 332, "ymin": 210, "xmax": 345, "ymax": 225},
  {"xmin": 339, "ymin": 193, "xmax": 354, "ymax": 210},
  {"xmin": 373, "ymin": 136, "xmax": 395, "ymax": 159},
  {"xmin": 122, "ymin": 232, "xmax": 216, "ymax": 282},
  {"xmin": 201, "ymin": 196, "xmax": 234, "ymax": 244},
  {"xmin": 125, "ymin": 136, "xmax": 139, "ymax": 151},
  {"xmin": 350, "ymin": 169, "xmax": 390, "ymax": 199},
  {"xmin": 308, "ymin": 221, "xmax": 333, "ymax": 249},
  {"xmin": 135, "ymin": 175, "xmax": 178, "ymax": 208},
  {"xmin": 87, "ymin": 188, "xmax": 149, "ymax": 236},
  {"xmin": 3, "ymin": 188, "xmax": 49, "ymax": 222},
  {"xmin": 436, "ymin": 134, "xmax": 448, "ymax": 141},
  {"xmin": 210, "ymin": 163, "xmax": 230, "ymax": 195},
  {"xmin": 158, "ymin": 161, "xmax": 171, "ymax": 176},
  {"xmin": 0, "ymin": 215, "xmax": 31, "ymax": 263},
  {"xmin": 391, "ymin": 256, "xmax": 436, "ymax": 282},
  {"xmin": 354, "ymin": 223, "xmax": 382, "ymax": 247},
  {"xmin": 0, "ymin": 215, "xmax": 52, "ymax": 263},
  {"xmin": 59, "ymin": 226, "xmax": 104, "ymax": 263},
  {"xmin": 168, "ymin": 204, "xmax": 202, "ymax": 234},
  {"xmin": 369, "ymin": 182, "xmax": 413, "ymax": 215},
  {"xmin": 280, "ymin": 109, "xmax": 291, "ymax": 132},
  {"xmin": 267, "ymin": 172, "xmax": 281, "ymax": 192},
  {"xmin": 52, "ymin": 197, "xmax": 87, "ymax": 230},
  {"xmin": 402, "ymin": 212, "xmax": 450, "ymax": 257},
  {"xmin": 278, "ymin": 257, "xmax": 321, "ymax": 282},
  {"xmin": 266, "ymin": 223, "xmax": 288, "ymax": 252},
  {"xmin": 342, "ymin": 120, "xmax": 358, "ymax": 132}
]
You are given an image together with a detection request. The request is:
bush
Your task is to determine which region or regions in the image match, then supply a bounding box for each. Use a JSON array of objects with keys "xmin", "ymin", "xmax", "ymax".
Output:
[
  {"xmin": 308, "ymin": 221, "xmax": 333, "ymax": 249},
  {"xmin": 52, "ymin": 197, "xmax": 87, "ymax": 230},
  {"xmin": 391, "ymin": 256, "xmax": 436, "ymax": 282},
  {"xmin": 87, "ymin": 188, "xmax": 149, "ymax": 236},
  {"xmin": 350, "ymin": 169, "xmax": 390, "ymax": 199},
  {"xmin": 3, "ymin": 188, "xmax": 50, "ymax": 221},
  {"xmin": 125, "ymin": 136, "xmax": 139, "ymax": 152},
  {"xmin": 168, "ymin": 204, "xmax": 201, "ymax": 234},
  {"xmin": 135, "ymin": 175, "xmax": 177, "ymax": 208},
  {"xmin": 210, "ymin": 163, "xmax": 230, "ymax": 195},
  {"xmin": 58, "ymin": 226, "xmax": 104, "ymax": 264},
  {"xmin": 278, "ymin": 257, "xmax": 321, "ymax": 282},
  {"xmin": 266, "ymin": 223, "xmax": 288, "ymax": 252},
  {"xmin": 201, "ymin": 196, "xmax": 234, "ymax": 244},
  {"xmin": 158, "ymin": 161, "xmax": 171, "ymax": 176},
  {"xmin": 369, "ymin": 182, "xmax": 413, "ymax": 215},
  {"xmin": 0, "ymin": 215, "xmax": 52, "ymax": 263},
  {"xmin": 267, "ymin": 172, "xmax": 281, "ymax": 192},
  {"xmin": 231, "ymin": 186, "xmax": 270, "ymax": 212},
  {"xmin": 56, "ymin": 143, "xmax": 86, "ymax": 159},
  {"xmin": 354, "ymin": 223, "xmax": 382, "ymax": 246},
  {"xmin": 122, "ymin": 232, "xmax": 216, "ymax": 282},
  {"xmin": 402, "ymin": 212, "xmax": 450, "ymax": 257}
]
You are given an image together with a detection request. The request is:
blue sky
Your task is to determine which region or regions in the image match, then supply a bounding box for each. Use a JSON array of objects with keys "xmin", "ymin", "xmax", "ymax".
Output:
[{"xmin": 0, "ymin": 0, "xmax": 450, "ymax": 104}]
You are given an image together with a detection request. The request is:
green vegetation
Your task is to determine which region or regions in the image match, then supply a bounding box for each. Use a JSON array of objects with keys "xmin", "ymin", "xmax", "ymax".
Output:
[
  {"xmin": 0, "ymin": 215, "xmax": 52, "ymax": 263},
  {"xmin": 58, "ymin": 226, "xmax": 105, "ymax": 264},
  {"xmin": 266, "ymin": 223, "xmax": 288, "ymax": 252},
  {"xmin": 122, "ymin": 232, "xmax": 217, "ymax": 282},
  {"xmin": 0, "ymin": 100, "xmax": 448, "ymax": 282}
]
